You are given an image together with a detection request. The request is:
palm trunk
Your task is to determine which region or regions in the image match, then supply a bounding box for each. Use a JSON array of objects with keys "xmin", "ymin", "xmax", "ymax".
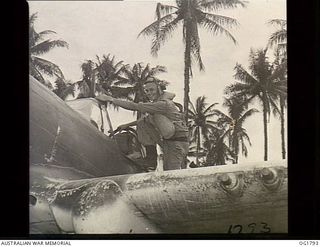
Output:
[
  {"xmin": 234, "ymin": 149, "xmax": 238, "ymax": 164},
  {"xmin": 262, "ymin": 94, "xmax": 268, "ymax": 161},
  {"xmin": 229, "ymin": 130, "xmax": 238, "ymax": 164},
  {"xmin": 183, "ymin": 23, "xmax": 191, "ymax": 125},
  {"xmin": 196, "ymin": 128, "xmax": 200, "ymax": 166},
  {"xmin": 90, "ymin": 73, "xmax": 96, "ymax": 97},
  {"xmin": 230, "ymin": 132, "xmax": 237, "ymax": 164},
  {"xmin": 280, "ymin": 97, "xmax": 286, "ymax": 159}
]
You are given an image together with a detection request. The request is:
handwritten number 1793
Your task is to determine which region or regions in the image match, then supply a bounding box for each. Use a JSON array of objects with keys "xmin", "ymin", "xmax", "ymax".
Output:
[{"xmin": 228, "ymin": 222, "xmax": 271, "ymax": 233}]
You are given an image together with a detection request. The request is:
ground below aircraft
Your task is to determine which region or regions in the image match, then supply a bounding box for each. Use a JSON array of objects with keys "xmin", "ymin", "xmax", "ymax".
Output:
[{"xmin": 29, "ymin": 76, "xmax": 287, "ymax": 234}]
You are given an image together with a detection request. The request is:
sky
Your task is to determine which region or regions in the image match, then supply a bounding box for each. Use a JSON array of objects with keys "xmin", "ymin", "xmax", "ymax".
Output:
[{"xmin": 28, "ymin": 0, "xmax": 287, "ymax": 163}]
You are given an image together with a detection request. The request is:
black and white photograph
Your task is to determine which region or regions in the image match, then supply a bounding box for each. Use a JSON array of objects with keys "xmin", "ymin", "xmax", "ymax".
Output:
[{"xmin": 28, "ymin": 0, "xmax": 288, "ymax": 235}]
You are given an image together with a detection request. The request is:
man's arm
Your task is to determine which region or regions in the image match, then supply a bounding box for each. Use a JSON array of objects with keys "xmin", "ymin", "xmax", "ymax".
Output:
[
  {"xmin": 113, "ymin": 99, "xmax": 168, "ymax": 114},
  {"xmin": 96, "ymin": 94, "xmax": 168, "ymax": 114}
]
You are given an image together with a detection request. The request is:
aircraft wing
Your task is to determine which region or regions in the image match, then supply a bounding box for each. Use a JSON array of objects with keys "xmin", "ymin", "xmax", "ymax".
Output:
[{"xmin": 30, "ymin": 161, "xmax": 287, "ymax": 234}]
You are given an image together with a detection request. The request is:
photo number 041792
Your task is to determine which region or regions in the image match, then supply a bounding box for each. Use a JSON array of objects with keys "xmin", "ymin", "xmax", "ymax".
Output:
[{"xmin": 29, "ymin": 0, "xmax": 287, "ymax": 234}]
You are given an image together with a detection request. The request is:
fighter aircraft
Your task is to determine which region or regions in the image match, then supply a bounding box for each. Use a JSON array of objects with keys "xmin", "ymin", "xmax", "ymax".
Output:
[{"xmin": 29, "ymin": 75, "xmax": 287, "ymax": 234}]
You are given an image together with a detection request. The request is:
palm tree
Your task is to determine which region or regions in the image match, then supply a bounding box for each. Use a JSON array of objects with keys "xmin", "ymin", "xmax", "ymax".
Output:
[
  {"xmin": 139, "ymin": 0, "xmax": 245, "ymax": 123},
  {"xmin": 270, "ymin": 48, "xmax": 287, "ymax": 159},
  {"xmin": 77, "ymin": 60, "xmax": 95, "ymax": 98},
  {"xmin": 188, "ymin": 96, "xmax": 219, "ymax": 166},
  {"xmin": 278, "ymin": 82, "xmax": 287, "ymax": 160},
  {"xmin": 204, "ymin": 130, "xmax": 235, "ymax": 166},
  {"xmin": 94, "ymin": 54, "xmax": 127, "ymax": 98},
  {"xmin": 52, "ymin": 77, "xmax": 76, "ymax": 100},
  {"xmin": 77, "ymin": 54, "xmax": 126, "ymax": 99},
  {"xmin": 268, "ymin": 20, "xmax": 287, "ymax": 159},
  {"xmin": 116, "ymin": 63, "xmax": 169, "ymax": 105},
  {"xmin": 29, "ymin": 13, "xmax": 69, "ymax": 85},
  {"xmin": 214, "ymin": 96, "xmax": 258, "ymax": 163},
  {"xmin": 225, "ymin": 49, "xmax": 287, "ymax": 161}
]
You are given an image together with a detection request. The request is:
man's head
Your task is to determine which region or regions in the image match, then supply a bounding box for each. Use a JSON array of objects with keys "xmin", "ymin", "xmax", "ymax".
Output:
[{"xmin": 143, "ymin": 81, "xmax": 162, "ymax": 102}]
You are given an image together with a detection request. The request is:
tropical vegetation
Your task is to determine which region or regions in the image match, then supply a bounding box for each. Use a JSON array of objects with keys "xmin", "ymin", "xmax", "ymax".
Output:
[
  {"xmin": 29, "ymin": 13, "xmax": 69, "ymax": 87},
  {"xmin": 188, "ymin": 96, "xmax": 219, "ymax": 165},
  {"xmin": 52, "ymin": 77, "xmax": 76, "ymax": 100},
  {"xmin": 29, "ymin": 6, "xmax": 287, "ymax": 165},
  {"xmin": 268, "ymin": 19, "xmax": 287, "ymax": 159},
  {"xmin": 214, "ymin": 97, "xmax": 258, "ymax": 164},
  {"xmin": 268, "ymin": 19, "xmax": 287, "ymax": 55},
  {"xmin": 225, "ymin": 49, "xmax": 287, "ymax": 161},
  {"xmin": 139, "ymin": 0, "xmax": 246, "ymax": 123}
]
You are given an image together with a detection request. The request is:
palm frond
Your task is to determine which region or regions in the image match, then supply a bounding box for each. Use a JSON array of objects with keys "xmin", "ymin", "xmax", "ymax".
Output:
[
  {"xmin": 213, "ymin": 111, "xmax": 233, "ymax": 129},
  {"xmin": 140, "ymin": 64, "xmax": 151, "ymax": 80},
  {"xmin": 206, "ymin": 120, "xmax": 219, "ymax": 125},
  {"xmin": 224, "ymin": 82, "xmax": 254, "ymax": 99},
  {"xmin": 149, "ymin": 65, "xmax": 167, "ymax": 77},
  {"xmin": 205, "ymin": 124, "xmax": 221, "ymax": 137},
  {"xmin": 188, "ymin": 110, "xmax": 197, "ymax": 118},
  {"xmin": 204, "ymin": 13, "xmax": 239, "ymax": 28},
  {"xmin": 268, "ymin": 81, "xmax": 287, "ymax": 99},
  {"xmin": 278, "ymin": 43, "xmax": 287, "ymax": 52},
  {"xmin": 102, "ymin": 54, "xmax": 111, "ymax": 62},
  {"xmin": 269, "ymin": 60, "xmax": 287, "ymax": 81},
  {"xmin": 199, "ymin": 16, "xmax": 237, "ymax": 44},
  {"xmin": 138, "ymin": 13, "xmax": 176, "ymax": 38},
  {"xmin": 267, "ymin": 19, "xmax": 286, "ymax": 27},
  {"xmin": 268, "ymin": 95, "xmax": 281, "ymax": 118},
  {"xmin": 95, "ymin": 55, "xmax": 102, "ymax": 66},
  {"xmin": 199, "ymin": 0, "xmax": 246, "ymax": 12},
  {"xmin": 234, "ymin": 63, "xmax": 258, "ymax": 84},
  {"xmin": 32, "ymin": 56, "xmax": 64, "ymax": 78},
  {"xmin": 114, "ymin": 61, "xmax": 124, "ymax": 70},
  {"xmin": 203, "ymin": 113, "xmax": 218, "ymax": 119},
  {"xmin": 195, "ymin": 96, "xmax": 206, "ymax": 113},
  {"xmin": 268, "ymin": 29, "xmax": 287, "ymax": 48},
  {"xmin": 156, "ymin": 2, "xmax": 178, "ymax": 18},
  {"xmin": 37, "ymin": 30, "xmax": 57, "ymax": 40},
  {"xmin": 150, "ymin": 16, "xmax": 181, "ymax": 56},
  {"xmin": 30, "ymin": 40, "xmax": 69, "ymax": 56},
  {"xmin": 238, "ymin": 108, "xmax": 258, "ymax": 125},
  {"xmin": 203, "ymin": 102, "xmax": 219, "ymax": 114},
  {"xmin": 240, "ymin": 129, "xmax": 251, "ymax": 146},
  {"xmin": 29, "ymin": 64, "xmax": 46, "ymax": 85},
  {"xmin": 29, "ymin": 13, "xmax": 38, "ymax": 26},
  {"xmin": 223, "ymin": 96, "xmax": 249, "ymax": 118}
]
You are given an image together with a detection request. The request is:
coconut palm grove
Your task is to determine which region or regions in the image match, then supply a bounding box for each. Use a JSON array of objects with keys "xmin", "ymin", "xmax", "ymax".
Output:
[{"xmin": 29, "ymin": 0, "xmax": 287, "ymax": 167}]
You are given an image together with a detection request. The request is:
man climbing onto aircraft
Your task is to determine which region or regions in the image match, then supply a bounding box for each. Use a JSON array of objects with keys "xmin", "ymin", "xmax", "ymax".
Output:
[
  {"xmin": 96, "ymin": 81, "xmax": 189, "ymax": 171},
  {"xmin": 114, "ymin": 90, "xmax": 176, "ymax": 171}
]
